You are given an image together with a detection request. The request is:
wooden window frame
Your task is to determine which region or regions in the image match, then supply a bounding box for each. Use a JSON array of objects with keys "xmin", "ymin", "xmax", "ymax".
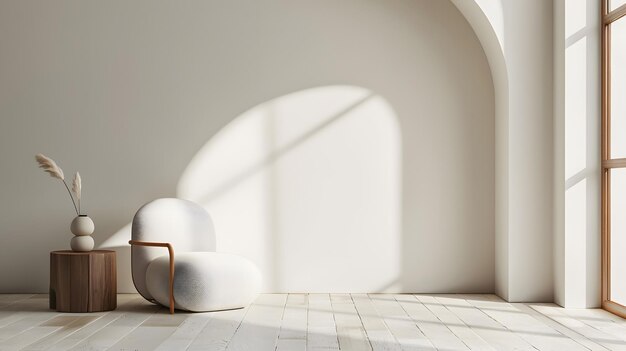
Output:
[{"xmin": 602, "ymin": 0, "xmax": 626, "ymax": 319}]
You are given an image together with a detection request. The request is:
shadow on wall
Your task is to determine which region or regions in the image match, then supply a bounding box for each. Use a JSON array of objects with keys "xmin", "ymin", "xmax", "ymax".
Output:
[{"xmin": 101, "ymin": 85, "xmax": 403, "ymax": 293}]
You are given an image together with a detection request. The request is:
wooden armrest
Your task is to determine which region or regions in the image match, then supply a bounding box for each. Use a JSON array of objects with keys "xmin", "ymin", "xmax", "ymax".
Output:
[{"xmin": 128, "ymin": 240, "xmax": 176, "ymax": 314}]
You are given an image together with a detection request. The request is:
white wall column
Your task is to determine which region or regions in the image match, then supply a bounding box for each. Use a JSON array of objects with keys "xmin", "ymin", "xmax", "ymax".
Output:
[{"xmin": 553, "ymin": 0, "xmax": 601, "ymax": 308}]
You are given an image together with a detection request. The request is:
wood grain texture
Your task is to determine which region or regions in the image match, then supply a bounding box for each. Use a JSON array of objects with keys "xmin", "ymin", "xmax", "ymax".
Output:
[
  {"xmin": 69, "ymin": 254, "xmax": 89, "ymax": 312},
  {"xmin": 602, "ymin": 0, "xmax": 626, "ymax": 320},
  {"xmin": 49, "ymin": 251, "xmax": 116, "ymax": 313}
]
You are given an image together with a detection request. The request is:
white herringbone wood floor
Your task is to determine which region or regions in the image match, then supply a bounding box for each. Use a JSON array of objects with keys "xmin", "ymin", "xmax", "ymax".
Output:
[{"xmin": 0, "ymin": 293, "xmax": 625, "ymax": 350}]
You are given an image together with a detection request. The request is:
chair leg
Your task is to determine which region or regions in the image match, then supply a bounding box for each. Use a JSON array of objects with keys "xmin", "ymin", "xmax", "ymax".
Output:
[
  {"xmin": 128, "ymin": 240, "xmax": 176, "ymax": 315},
  {"xmin": 169, "ymin": 255, "xmax": 175, "ymax": 314}
]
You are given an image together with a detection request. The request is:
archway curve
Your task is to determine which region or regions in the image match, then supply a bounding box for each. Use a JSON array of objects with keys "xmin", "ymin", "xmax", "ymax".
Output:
[{"xmin": 450, "ymin": 0, "xmax": 510, "ymax": 299}]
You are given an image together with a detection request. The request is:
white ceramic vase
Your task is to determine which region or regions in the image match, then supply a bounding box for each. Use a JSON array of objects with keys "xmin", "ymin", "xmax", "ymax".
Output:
[{"xmin": 70, "ymin": 215, "xmax": 95, "ymax": 251}]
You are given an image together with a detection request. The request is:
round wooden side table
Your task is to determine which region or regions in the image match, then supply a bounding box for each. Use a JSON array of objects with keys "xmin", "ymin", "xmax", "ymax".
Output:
[{"xmin": 49, "ymin": 250, "xmax": 117, "ymax": 312}]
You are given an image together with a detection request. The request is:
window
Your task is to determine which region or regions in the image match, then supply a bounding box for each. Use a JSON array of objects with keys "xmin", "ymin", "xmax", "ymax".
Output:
[{"xmin": 602, "ymin": 0, "xmax": 626, "ymax": 318}]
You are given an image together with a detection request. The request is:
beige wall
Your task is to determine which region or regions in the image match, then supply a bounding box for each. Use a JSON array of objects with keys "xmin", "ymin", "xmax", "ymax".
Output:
[{"xmin": 0, "ymin": 0, "xmax": 494, "ymax": 293}]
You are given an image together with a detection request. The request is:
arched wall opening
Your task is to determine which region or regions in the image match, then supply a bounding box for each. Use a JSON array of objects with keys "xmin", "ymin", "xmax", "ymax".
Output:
[
  {"xmin": 450, "ymin": 0, "xmax": 510, "ymax": 300},
  {"xmin": 453, "ymin": 0, "xmax": 561, "ymax": 304}
]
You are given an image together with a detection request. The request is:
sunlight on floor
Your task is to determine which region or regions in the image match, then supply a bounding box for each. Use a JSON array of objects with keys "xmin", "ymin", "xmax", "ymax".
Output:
[{"xmin": 1, "ymin": 294, "xmax": 625, "ymax": 350}]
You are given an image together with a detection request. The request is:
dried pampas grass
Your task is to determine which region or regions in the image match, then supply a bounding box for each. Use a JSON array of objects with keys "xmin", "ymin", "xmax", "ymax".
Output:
[
  {"xmin": 35, "ymin": 153, "xmax": 79, "ymax": 215},
  {"xmin": 72, "ymin": 172, "xmax": 82, "ymax": 214},
  {"xmin": 35, "ymin": 153, "xmax": 65, "ymax": 180}
]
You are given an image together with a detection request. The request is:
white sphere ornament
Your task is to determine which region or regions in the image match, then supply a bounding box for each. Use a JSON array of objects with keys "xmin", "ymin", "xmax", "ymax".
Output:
[
  {"xmin": 70, "ymin": 235, "xmax": 95, "ymax": 252},
  {"xmin": 70, "ymin": 215, "xmax": 95, "ymax": 236}
]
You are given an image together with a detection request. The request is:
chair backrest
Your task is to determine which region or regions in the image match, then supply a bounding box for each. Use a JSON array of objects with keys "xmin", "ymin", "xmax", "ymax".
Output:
[{"xmin": 131, "ymin": 198, "xmax": 216, "ymax": 299}]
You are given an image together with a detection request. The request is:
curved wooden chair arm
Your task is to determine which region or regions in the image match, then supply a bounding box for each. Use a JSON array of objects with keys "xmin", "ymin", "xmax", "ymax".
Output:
[{"xmin": 128, "ymin": 240, "xmax": 176, "ymax": 314}]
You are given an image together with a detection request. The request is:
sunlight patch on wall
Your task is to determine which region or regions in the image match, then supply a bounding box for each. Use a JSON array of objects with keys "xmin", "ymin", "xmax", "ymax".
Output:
[{"xmin": 177, "ymin": 86, "xmax": 402, "ymax": 292}]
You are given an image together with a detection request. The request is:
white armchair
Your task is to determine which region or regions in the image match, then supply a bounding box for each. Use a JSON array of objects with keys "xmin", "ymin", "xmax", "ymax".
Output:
[{"xmin": 129, "ymin": 198, "xmax": 261, "ymax": 313}]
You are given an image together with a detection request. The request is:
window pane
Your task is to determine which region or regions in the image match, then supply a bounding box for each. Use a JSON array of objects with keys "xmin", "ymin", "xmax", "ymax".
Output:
[
  {"xmin": 610, "ymin": 19, "xmax": 626, "ymax": 158},
  {"xmin": 610, "ymin": 0, "xmax": 626, "ymax": 11},
  {"xmin": 611, "ymin": 168, "xmax": 626, "ymax": 305}
]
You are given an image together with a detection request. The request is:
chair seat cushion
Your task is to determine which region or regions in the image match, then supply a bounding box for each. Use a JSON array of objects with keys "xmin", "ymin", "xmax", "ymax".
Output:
[{"xmin": 145, "ymin": 252, "xmax": 261, "ymax": 312}]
